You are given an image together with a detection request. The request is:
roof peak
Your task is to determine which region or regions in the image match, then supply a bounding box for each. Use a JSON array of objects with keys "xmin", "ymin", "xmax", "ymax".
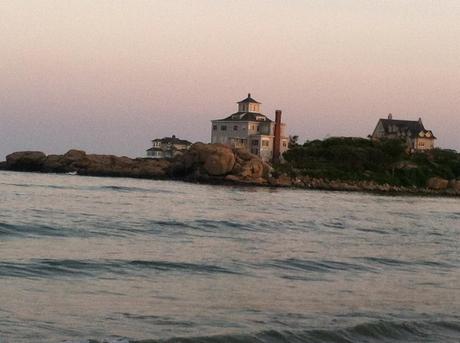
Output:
[{"xmin": 237, "ymin": 93, "xmax": 261, "ymax": 104}]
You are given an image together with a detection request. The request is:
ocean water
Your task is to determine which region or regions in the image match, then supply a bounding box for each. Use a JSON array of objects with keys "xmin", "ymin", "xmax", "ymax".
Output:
[{"xmin": 0, "ymin": 171, "xmax": 459, "ymax": 343}]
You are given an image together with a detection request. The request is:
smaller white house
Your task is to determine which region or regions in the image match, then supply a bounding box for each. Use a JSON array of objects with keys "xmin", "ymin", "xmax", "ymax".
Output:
[{"xmin": 146, "ymin": 135, "xmax": 192, "ymax": 159}]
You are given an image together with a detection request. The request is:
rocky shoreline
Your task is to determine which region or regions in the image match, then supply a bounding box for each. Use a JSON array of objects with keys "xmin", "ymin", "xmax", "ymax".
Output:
[{"xmin": 1, "ymin": 143, "xmax": 459, "ymax": 197}]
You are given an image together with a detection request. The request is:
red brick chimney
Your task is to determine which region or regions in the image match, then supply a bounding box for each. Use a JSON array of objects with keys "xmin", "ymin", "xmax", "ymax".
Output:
[{"xmin": 273, "ymin": 110, "xmax": 282, "ymax": 163}]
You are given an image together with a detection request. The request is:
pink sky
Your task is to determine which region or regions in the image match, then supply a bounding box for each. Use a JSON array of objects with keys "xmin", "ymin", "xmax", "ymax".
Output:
[{"xmin": 1, "ymin": 0, "xmax": 459, "ymax": 158}]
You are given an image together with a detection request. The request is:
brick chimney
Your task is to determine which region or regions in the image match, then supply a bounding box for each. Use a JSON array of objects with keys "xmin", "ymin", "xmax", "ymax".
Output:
[{"xmin": 272, "ymin": 110, "xmax": 282, "ymax": 163}]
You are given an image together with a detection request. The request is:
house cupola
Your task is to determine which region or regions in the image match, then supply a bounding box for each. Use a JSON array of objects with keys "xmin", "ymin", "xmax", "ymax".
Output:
[{"xmin": 237, "ymin": 93, "xmax": 261, "ymax": 113}]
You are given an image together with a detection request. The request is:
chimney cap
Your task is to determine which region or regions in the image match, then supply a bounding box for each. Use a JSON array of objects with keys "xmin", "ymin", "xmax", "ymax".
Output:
[{"xmin": 388, "ymin": 113, "xmax": 393, "ymax": 119}]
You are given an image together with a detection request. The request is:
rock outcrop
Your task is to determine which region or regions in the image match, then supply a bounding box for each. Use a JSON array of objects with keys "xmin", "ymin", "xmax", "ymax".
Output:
[
  {"xmin": 167, "ymin": 143, "xmax": 271, "ymax": 184},
  {"xmin": 1, "ymin": 144, "xmax": 271, "ymax": 185},
  {"xmin": 427, "ymin": 177, "xmax": 449, "ymax": 190},
  {"xmin": 2, "ymin": 144, "xmax": 459, "ymax": 196}
]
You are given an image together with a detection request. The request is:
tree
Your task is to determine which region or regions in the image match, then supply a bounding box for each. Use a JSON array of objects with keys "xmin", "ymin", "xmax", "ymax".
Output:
[{"xmin": 288, "ymin": 135, "xmax": 299, "ymax": 149}]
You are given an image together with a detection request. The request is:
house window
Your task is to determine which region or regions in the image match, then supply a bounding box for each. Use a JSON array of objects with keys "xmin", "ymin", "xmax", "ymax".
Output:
[
  {"xmin": 256, "ymin": 126, "xmax": 260, "ymax": 132},
  {"xmin": 233, "ymin": 125, "xmax": 238, "ymax": 131},
  {"xmin": 262, "ymin": 140, "xmax": 269, "ymax": 147},
  {"xmin": 252, "ymin": 140, "xmax": 259, "ymax": 146},
  {"xmin": 221, "ymin": 125, "xmax": 227, "ymax": 131},
  {"xmin": 213, "ymin": 125, "xmax": 217, "ymax": 130},
  {"xmin": 282, "ymin": 141, "xmax": 287, "ymax": 147}
]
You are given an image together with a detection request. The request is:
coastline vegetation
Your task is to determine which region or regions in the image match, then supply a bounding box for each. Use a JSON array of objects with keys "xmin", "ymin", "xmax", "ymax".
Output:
[{"xmin": 277, "ymin": 137, "xmax": 460, "ymax": 187}]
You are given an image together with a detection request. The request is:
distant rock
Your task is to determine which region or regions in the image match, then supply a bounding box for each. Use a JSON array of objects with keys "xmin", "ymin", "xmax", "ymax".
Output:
[
  {"xmin": 6, "ymin": 151, "xmax": 47, "ymax": 171},
  {"xmin": 427, "ymin": 177, "xmax": 449, "ymax": 190},
  {"xmin": 448, "ymin": 179, "xmax": 460, "ymax": 192},
  {"xmin": 268, "ymin": 174, "xmax": 292, "ymax": 187}
]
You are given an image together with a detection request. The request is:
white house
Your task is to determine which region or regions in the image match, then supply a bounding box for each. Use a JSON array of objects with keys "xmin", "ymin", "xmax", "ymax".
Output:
[
  {"xmin": 211, "ymin": 94, "xmax": 288, "ymax": 162},
  {"xmin": 146, "ymin": 135, "xmax": 192, "ymax": 159}
]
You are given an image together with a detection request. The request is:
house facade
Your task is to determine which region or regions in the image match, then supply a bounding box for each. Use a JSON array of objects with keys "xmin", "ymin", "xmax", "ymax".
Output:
[
  {"xmin": 371, "ymin": 114, "xmax": 436, "ymax": 152},
  {"xmin": 146, "ymin": 135, "xmax": 192, "ymax": 159},
  {"xmin": 211, "ymin": 94, "xmax": 288, "ymax": 162}
]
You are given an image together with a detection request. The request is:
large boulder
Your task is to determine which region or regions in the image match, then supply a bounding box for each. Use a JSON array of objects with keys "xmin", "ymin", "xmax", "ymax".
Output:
[
  {"xmin": 0, "ymin": 161, "xmax": 6, "ymax": 170},
  {"xmin": 204, "ymin": 151, "xmax": 235, "ymax": 176},
  {"xmin": 63, "ymin": 149, "xmax": 86, "ymax": 163},
  {"xmin": 427, "ymin": 177, "xmax": 449, "ymax": 190},
  {"xmin": 6, "ymin": 151, "xmax": 46, "ymax": 171},
  {"xmin": 187, "ymin": 143, "xmax": 235, "ymax": 176}
]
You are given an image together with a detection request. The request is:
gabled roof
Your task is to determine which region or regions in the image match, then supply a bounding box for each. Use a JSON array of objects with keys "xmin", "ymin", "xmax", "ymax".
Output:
[
  {"xmin": 378, "ymin": 118, "xmax": 427, "ymax": 138},
  {"xmin": 237, "ymin": 93, "xmax": 261, "ymax": 104},
  {"xmin": 214, "ymin": 112, "xmax": 272, "ymax": 122},
  {"xmin": 152, "ymin": 136, "xmax": 192, "ymax": 145}
]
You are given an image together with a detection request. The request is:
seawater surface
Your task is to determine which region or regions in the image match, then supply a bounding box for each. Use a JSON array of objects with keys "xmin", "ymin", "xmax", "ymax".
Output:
[{"xmin": 0, "ymin": 171, "xmax": 459, "ymax": 343}]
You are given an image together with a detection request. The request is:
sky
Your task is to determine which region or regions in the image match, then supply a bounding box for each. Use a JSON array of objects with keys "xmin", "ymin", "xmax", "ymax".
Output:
[{"xmin": 1, "ymin": 0, "xmax": 459, "ymax": 158}]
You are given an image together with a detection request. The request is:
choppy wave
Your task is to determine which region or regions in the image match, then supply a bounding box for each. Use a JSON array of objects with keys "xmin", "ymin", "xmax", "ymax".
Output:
[
  {"xmin": 0, "ymin": 259, "xmax": 239, "ymax": 279},
  {"xmin": 62, "ymin": 320, "xmax": 460, "ymax": 343},
  {"xmin": 0, "ymin": 221, "xmax": 67, "ymax": 237},
  {"xmin": 0, "ymin": 217, "xmax": 261, "ymax": 239}
]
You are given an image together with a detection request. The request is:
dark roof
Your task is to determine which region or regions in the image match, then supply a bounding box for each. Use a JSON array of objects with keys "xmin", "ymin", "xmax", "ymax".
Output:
[
  {"xmin": 152, "ymin": 136, "xmax": 192, "ymax": 145},
  {"xmin": 214, "ymin": 112, "xmax": 272, "ymax": 122},
  {"xmin": 237, "ymin": 93, "xmax": 261, "ymax": 104},
  {"xmin": 378, "ymin": 119, "xmax": 426, "ymax": 138},
  {"xmin": 146, "ymin": 147, "xmax": 162, "ymax": 152}
]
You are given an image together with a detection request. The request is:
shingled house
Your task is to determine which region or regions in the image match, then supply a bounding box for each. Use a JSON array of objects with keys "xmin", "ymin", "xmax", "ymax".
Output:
[
  {"xmin": 146, "ymin": 135, "xmax": 192, "ymax": 159},
  {"xmin": 371, "ymin": 114, "xmax": 436, "ymax": 152},
  {"xmin": 211, "ymin": 94, "xmax": 288, "ymax": 162}
]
